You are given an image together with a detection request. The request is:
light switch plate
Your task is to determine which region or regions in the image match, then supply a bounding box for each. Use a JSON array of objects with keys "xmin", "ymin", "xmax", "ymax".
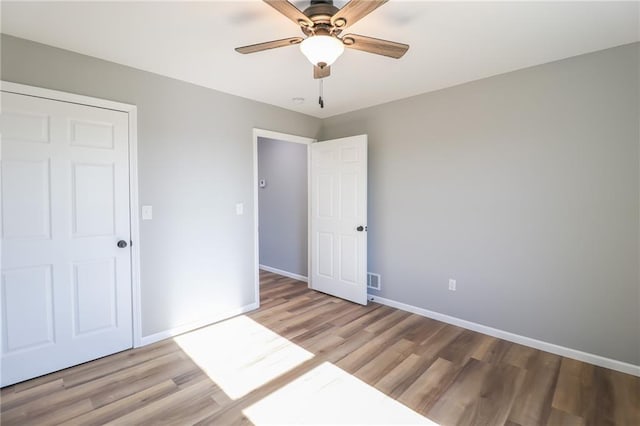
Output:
[
  {"xmin": 142, "ymin": 205, "xmax": 153, "ymax": 220},
  {"xmin": 236, "ymin": 203, "xmax": 244, "ymax": 215}
]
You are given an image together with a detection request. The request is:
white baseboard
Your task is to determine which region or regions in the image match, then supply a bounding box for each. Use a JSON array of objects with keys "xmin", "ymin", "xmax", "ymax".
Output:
[
  {"xmin": 259, "ymin": 264, "xmax": 308, "ymax": 282},
  {"xmin": 369, "ymin": 295, "xmax": 640, "ymax": 377},
  {"xmin": 139, "ymin": 302, "xmax": 259, "ymax": 347}
]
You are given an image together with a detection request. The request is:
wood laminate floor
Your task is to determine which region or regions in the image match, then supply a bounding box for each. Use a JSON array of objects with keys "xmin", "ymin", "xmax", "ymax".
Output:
[{"xmin": 1, "ymin": 271, "xmax": 638, "ymax": 425}]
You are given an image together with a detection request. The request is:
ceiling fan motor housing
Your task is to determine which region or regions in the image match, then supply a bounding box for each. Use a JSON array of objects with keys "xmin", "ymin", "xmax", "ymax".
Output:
[{"xmin": 304, "ymin": 0, "xmax": 339, "ymax": 29}]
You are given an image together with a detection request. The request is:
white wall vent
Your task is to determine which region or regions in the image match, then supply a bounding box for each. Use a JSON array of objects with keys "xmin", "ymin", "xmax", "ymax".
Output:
[{"xmin": 367, "ymin": 272, "xmax": 381, "ymax": 291}]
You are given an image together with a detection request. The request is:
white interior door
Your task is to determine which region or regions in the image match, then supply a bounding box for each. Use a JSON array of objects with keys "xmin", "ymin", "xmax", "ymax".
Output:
[
  {"xmin": 1, "ymin": 91, "xmax": 133, "ymax": 386},
  {"xmin": 310, "ymin": 135, "xmax": 367, "ymax": 305}
]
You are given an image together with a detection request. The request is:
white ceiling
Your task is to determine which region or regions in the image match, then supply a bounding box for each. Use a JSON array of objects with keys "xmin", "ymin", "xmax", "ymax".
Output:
[{"xmin": 2, "ymin": 1, "xmax": 639, "ymax": 118}]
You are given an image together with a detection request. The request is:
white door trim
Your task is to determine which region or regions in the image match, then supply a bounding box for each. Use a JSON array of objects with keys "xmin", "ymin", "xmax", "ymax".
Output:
[
  {"xmin": 1, "ymin": 81, "xmax": 143, "ymax": 348},
  {"xmin": 252, "ymin": 129, "xmax": 316, "ymax": 306}
]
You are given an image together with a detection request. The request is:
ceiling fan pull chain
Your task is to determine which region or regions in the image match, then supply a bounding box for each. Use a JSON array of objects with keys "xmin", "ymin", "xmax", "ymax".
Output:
[{"xmin": 319, "ymin": 79, "xmax": 324, "ymax": 108}]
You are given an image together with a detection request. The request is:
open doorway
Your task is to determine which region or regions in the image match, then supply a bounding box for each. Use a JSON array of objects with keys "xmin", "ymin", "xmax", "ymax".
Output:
[{"xmin": 252, "ymin": 129, "xmax": 315, "ymax": 305}]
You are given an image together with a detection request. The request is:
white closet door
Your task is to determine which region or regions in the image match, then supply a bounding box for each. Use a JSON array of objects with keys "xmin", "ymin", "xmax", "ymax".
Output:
[
  {"xmin": 1, "ymin": 91, "xmax": 133, "ymax": 386},
  {"xmin": 310, "ymin": 135, "xmax": 367, "ymax": 305}
]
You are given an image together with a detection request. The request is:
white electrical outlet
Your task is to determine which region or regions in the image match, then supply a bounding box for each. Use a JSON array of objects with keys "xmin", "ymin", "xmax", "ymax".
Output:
[{"xmin": 448, "ymin": 279, "xmax": 456, "ymax": 291}]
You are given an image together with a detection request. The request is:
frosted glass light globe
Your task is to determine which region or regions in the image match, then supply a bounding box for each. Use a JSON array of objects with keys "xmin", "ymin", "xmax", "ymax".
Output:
[{"xmin": 300, "ymin": 35, "xmax": 345, "ymax": 66}]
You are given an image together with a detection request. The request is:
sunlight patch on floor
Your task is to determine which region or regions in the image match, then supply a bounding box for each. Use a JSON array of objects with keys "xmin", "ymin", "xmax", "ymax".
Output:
[
  {"xmin": 243, "ymin": 361, "xmax": 439, "ymax": 425},
  {"xmin": 174, "ymin": 315, "xmax": 313, "ymax": 399}
]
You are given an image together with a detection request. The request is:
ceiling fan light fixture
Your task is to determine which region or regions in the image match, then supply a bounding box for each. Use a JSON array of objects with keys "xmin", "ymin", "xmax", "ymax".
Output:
[{"xmin": 300, "ymin": 35, "xmax": 344, "ymax": 66}]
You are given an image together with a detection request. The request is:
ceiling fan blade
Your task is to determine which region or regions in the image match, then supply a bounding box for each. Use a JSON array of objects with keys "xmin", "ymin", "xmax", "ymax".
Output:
[
  {"xmin": 331, "ymin": 0, "xmax": 388, "ymax": 29},
  {"xmin": 235, "ymin": 37, "xmax": 304, "ymax": 54},
  {"xmin": 263, "ymin": 0, "xmax": 314, "ymax": 28},
  {"xmin": 341, "ymin": 34, "xmax": 409, "ymax": 59},
  {"xmin": 314, "ymin": 65, "xmax": 331, "ymax": 79}
]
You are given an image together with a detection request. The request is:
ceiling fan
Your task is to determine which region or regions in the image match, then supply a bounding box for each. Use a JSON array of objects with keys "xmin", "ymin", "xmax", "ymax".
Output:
[{"xmin": 235, "ymin": 0, "xmax": 409, "ymax": 80}]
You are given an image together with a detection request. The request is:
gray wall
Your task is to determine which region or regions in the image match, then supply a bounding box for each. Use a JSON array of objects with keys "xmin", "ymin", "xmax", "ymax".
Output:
[
  {"xmin": 321, "ymin": 43, "xmax": 640, "ymax": 365},
  {"xmin": 257, "ymin": 137, "xmax": 308, "ymax": 277},
  {"xmin": 0, "ymin": 34, "xmax": 322, "ymax": 338}
]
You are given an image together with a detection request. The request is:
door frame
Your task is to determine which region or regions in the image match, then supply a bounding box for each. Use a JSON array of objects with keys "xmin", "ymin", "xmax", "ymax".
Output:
[
  {"xmin": 252, "ymin": 129, "xmax": 316, "ymax": 306},
  {"xmin": 0, "ymin": 81, "xmax": 143, "ymax": 347}
]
